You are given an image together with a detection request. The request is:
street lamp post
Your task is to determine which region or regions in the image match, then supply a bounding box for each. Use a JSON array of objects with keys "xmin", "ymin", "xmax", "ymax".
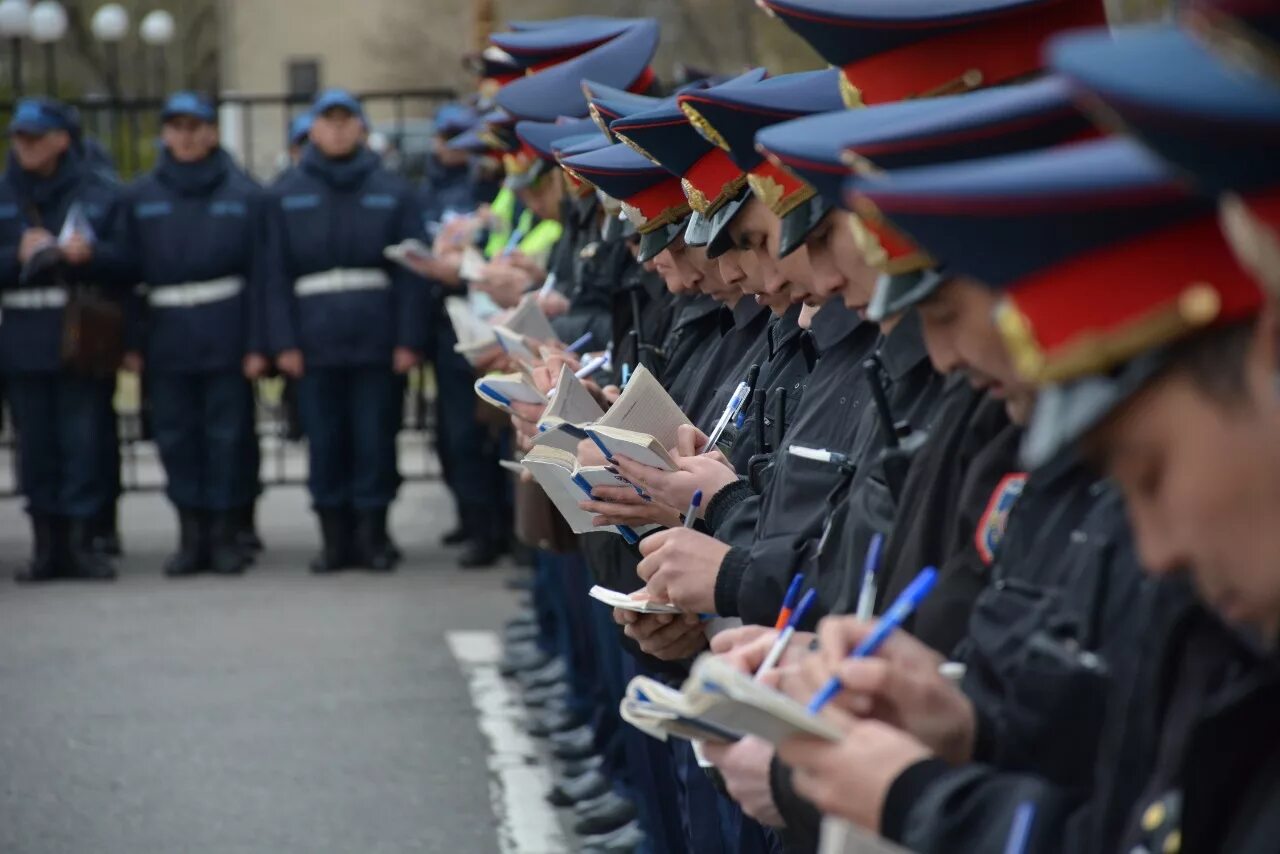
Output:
[
  {"xmin": 91, "ymin": 3, "xmax": 129, "ymax": 170},
  {"xmin": 29, "ymin": 1, "xmax": 66, "ymax": 96},
  {"xmin": 0, "ymin": 0, "xmax": 31, "ymax": 97},
  {"xmin": 139, "ymin": 10, "xmax": 174, "ymax": 97}
]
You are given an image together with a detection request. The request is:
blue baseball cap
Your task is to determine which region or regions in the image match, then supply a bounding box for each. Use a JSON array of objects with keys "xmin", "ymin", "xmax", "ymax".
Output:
[
  {"xmin": 312, "ymin": 89, "xmax": 367, "ymax": 124},
  {"xmin": 433, "ymin": 103, "xmax": 480, "ymax": 140},
  {"xmin": 289, "ymin": 112, "xmax": 314, "ymax": 145},
  {"xmin": 161, "ymin": 91, "xmax": 217, "ymax": 123},
  {"xmin": 10, "ymin": 98, "xmax": 74, "ymax": 135}
]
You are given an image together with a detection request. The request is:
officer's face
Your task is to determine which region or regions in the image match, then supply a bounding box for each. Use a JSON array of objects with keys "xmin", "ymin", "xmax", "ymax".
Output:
[
  {"xmin": 805, "ymin": 211, "xmax": 879, "ymax": 311},
  {"xmin": 653, "ymin": 237, "xmax": 701, "ymax": 296},
  {"xmin": 726, "ymin": 197, "xmax": 794, "ymax": 314},
  {"xmin": 918, "ymin": 278, "xmax": 1034, "ymax": 422},
  {"xmin": 162, "ymin": 116, "xmax": 218, "ymax": 163},
  {"xmin": 1086, "ymin": 313, "xmax": 1280, "ymax": 641},
  {"xmin": 689, "ymin": 244, "xmax": 739, "ymax": 305},
  {"xmin": 310, "ymin": 108, "xmax": 365, "ymax": 158},
  {"xmin": 11, "ymin": 129, "xmax": 69, "ymax": 175},
  {"xmin": 518, "ymin": 172, "xmax": 564, "ymax": 222}
]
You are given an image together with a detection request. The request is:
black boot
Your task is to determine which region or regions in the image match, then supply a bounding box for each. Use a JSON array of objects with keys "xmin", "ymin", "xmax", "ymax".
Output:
[
  {"xmin": 94, "ymin": 503, "xmax": 123, "ymax": 557},
  {"xmin": 234, "ymin": 503, "xmax": 264, "ymax": 553},
  {"xmin": 458, "ymin": 506, "xmax": 506, "ymax": 570},
  {"xmin": 354, "ymin": 508, "xmax": 398, "ymax": 572},
  {"xmin": 209, "ymin": 512, "xmax": 249, "ymax": 575},
  {"xmin": 310, "ymin": 508, "xmax": 351, "ymax": 574},
  {"xmin": 441, "ymin": 522, "xmax": 468, "ymax": 547},
  {"xmin": 14, "ymin": 514, "xmax": 59, "ymax": 583},
  {"xmin": 164, "ymin": 509, "xmax": 207, "ymax": 577},
  {"xmin": 65, "ymin": 518, "xmax": 117, "ymax": 581}
]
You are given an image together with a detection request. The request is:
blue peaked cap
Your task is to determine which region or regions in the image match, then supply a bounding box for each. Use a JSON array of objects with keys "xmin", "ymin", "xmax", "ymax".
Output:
[
  {"xmin": 161, "ymin": 91, "xmax": 217, "ymax": 123},
  {"xmin": 312, "ymin": 89, "xmax": 367, "ymax": 124},
  {"xmin": 515, "ymin": 117, "xmax": 602, "ymax": 162},
  {"xmin": 10, "ymin": 98, "xmax": 75, "ymax": 135}
]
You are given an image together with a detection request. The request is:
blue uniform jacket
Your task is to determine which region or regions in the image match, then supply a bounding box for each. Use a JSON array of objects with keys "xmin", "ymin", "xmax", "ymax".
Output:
[
  {"xmin": 264, "ymin": 146, "xmax": 426, "ymax": 367},
  {"xmin": 126, "ymin": 148, "xmax": 268, "ymax": 373},
  {"xmin": 0, "ymin": 150, "xmax": 134, "ymax": 374}
]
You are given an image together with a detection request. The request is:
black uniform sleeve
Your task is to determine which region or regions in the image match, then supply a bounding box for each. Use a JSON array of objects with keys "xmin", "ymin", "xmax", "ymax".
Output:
[
  {"xmin": 262, "ymin": 193, "xmax": 298, "ymax": 356},
  {"xmin": 391, "ymin": 188, "xmax": 429, "ymax": 354},
  {"xmin": 703, "ymin": 478, "xmax": 755, "ymax": 535},
  {"xmin": 82, "ymin": 185, "xmax": 135, "ymax": 287}
]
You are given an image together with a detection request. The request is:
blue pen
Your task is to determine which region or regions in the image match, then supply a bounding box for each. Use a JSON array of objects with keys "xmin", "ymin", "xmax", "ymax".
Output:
[
  {"xmin": 575, "ymin": 353, "xmax": 610, "ymax": 380},
  {"xmin": 500, "ymin": 227, "xmax": 526, "ymax": 256},
  {"xmin": 566, "ymin": 331, "xmax": 593, "ymax": 354},
  {"xmin": 477, "ymin": 382, "xmax": 512, "ymax": 408},
  {"xmin": 621, "ymin": 363, "xmax": 631, "ymax": 389},
  {"xmin": 683, "ymin": 489, "xmax": 703, "ymax": 528},
  {"xmin": 807, "ymin": 566, "xmax": 939, "ymax": 713},
  {"xmin": 854, "ymin": 533, "xmax": 884, "ymax": 620},
  {"xmin": 1003, "ymin": 801, "xmax": 1036, "ymax": 854},
  {"xmin": 756, "ymin": 588, "xmax": 818, "ymax": 679},
  {"xmin": 702, "ymin": 380, "xmax": 751, "ymax": 455},
  {"xmin": 774, "ymin": 573, "xmax": 806, "ymax": 630}
]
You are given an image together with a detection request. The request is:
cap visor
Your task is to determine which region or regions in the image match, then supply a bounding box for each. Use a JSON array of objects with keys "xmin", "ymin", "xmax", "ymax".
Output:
[
  {"xmin": 638, "ymin": 218, "xmax": 686, "ymax": 263},
  {"xmin": 1020, "ymin": 349, "xmax": 1170, "ymax": 469},
  {"xmin": 705, "ymin": 189, "xmax": 749, "ymax": 260},
  {"xmin": 866, "ymin": 268, "xmax": 947, "ymax": 321},
  {"xmin": 778, "ymin": 197, "xmax": 830, "ymax": 257},
  {"xmin": 684, "ymin": 211, "xmax": 711, "ymax": 247}
]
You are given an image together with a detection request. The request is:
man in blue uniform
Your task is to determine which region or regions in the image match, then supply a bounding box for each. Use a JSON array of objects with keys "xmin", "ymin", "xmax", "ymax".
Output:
[
  {"xmin": 264, "ymin": 88, "xmax": 426, "ymax": 573},
  {"xmin": 0, "ymin": 98, "xmax": 133, "ymax": 582},
  {"xmin": 124, "ymin": 92, "xmax": 268, "ymax": 577}
]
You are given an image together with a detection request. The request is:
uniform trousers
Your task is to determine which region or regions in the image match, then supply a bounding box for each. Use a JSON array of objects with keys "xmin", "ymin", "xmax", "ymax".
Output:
[
  {"xmin": 7, "ymin": 371, "xmax": 115, "ymax": 519},
  {"xmin": 149, "ymin": 370, "xmax": 256, "ymax": 511},
  {"xmin": 296, "ymin": 365, "xmax": 401, "ymax": 511}
]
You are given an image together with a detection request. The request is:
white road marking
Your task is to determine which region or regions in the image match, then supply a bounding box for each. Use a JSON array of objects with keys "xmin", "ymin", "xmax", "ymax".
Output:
[{"xmin": 447, "ymin": 631, "xmax": 568, "ymax": 854}]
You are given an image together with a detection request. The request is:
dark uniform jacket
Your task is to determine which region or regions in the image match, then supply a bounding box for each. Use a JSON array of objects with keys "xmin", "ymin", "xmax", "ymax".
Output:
[
  {"xmin": 711, "ymin": 302, "xmax": 879, "ymax": 627},
  {"xmin": 263, "ymin": 146, "xmax": 426, "ymax": 366},
  {"xmin": 686, "ymin": 297, "xmax": 772, "ymax": 435},
  {"xmin": 0, "ymin": 150, "xmax": 132, "ymax": 374},
  {"xmin": 661, "ymin": 294, "xmax": 725, "ymax": 406},
  {"xmin": 548, "ymin": 195, "xmax": 617, "ymax": 348},
  {"xmin": 126, "ymin": 148, "xmax": 267, "ymax": 373},
  {"xmin": 610, "ymin": 263, "xmax": 674, "ymax": 378}
]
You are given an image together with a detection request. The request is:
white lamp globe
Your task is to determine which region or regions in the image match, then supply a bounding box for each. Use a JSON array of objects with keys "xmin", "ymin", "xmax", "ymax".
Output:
[
  {"xmin": 29, "ymin": 1, "xmax": 67, "ymax": 43},
  {"xmin": 139, "ymin": 10, "xmax": 174, "ymax": 46},
  {"xmin": 90, "ymin": 3, "xmax": 128, "ymax": 42},
  {"xmin": 0, "ymin": 0, "xmax": 31, "ymax": 38}
]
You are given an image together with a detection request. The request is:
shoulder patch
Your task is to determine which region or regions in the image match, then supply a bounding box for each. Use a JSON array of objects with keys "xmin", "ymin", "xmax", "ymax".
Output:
[
  {"xmin": 974, "ymin": 472, "xmax": 1028, "ymax": 566},
  {"xmin": 360, "ymin": 193, "xmax": 397, "ymax": 210},
  {"xmin": 135, "ymin": 200, "xmax": 172, "ymax": 219},
  {"xmin": 282, "ymin": 193, "xmax": 321, "ymax": 211}
]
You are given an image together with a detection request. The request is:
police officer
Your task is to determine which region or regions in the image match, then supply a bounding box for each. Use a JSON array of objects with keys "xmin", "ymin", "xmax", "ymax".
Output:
[
  {"xmin": 0, "ymin": 98, "xmax": 133, "ymax": 582},
  {"xmin": 265, "ymin": 88, "xmax": 426, "ymax": 572},
  {"xmin": 124, "ymin": 92, "xmax": 268, "ymax": 577}
]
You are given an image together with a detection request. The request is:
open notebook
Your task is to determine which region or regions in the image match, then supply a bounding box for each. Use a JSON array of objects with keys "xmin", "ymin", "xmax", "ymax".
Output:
[
  {"xmin": 473, "ymin": 367, "xmax": 546, "ymax": 410},
  {"xmin": 530, "ymin": 364, "xmax": 606, "ymax": 454},
  {"xmin": 584, "ymin": 364, "xmax": 692, "ymax": 471},
  {"xmin": 443, "ymin": 296, "xmax": 500, "ymax": 364},
  {"xmin": 589, "ymin": 585, "xmax": 683, "ymax": 615},
  {"xmin": 519, "ymin": 446, "xmax": 648, "ymax": 543},
  {"xmin": 620, "ymin": 654, "xmax": 843, "ymax": 747},
  {"xmin": 493, "ymin": 293, "xmax": 560, "ymax": 363}
]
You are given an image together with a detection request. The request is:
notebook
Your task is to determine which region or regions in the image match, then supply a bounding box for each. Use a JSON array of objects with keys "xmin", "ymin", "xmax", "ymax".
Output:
[
  {"xmin": 588, "ymin": 585, "xmax": 683, "ymax": 615},
  {"xmin": 493, "ymin": 293, "xmax": 560, "ymax": 363},
  {"xmin": 618, "ymin": 653, "xmax": 843, "ymax": 747},
  {"xmin": 530, "ymin": 364, "xmax": 606, "ymax": 454},
  {"xmin": 519, "ymin": 446, "xmax": 646, "ymax": 542},
  {"xmin": 583, "ymin": 364, "xmax": 692, "ymax": 471},
  {"xmin": 443, "ymin": 296, "xmax": 500, "ymax": 363},
  {"xmin": 473, "ymin": 370, "xmax": 547, "ymax": 410}
]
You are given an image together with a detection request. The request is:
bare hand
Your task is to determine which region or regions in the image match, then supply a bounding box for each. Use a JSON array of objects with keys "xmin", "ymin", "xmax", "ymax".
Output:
[
  {"xmin": 637, "ymin": 527, "xmax": 731, "ymax": 615},
  {"xmin": 579, "ymin": 484, "xmax": 682, "ymax": 529},
  {"xmin": 536, "ymin": 289, "xmax": 571, "ymax": 318},
  {"xmin": 393, "ymin": 347, "xmax": 420, "ymax": 374},
  {"xmin": 714, "ymin": 627, "xmax": 815, "ymax": 678},
  {"xmin": 243, "ymin": 353, "xmax": 269, "ymax": 380},
  {"xmin": 778, "ymin": 716, "xmax": 933, "ymax": 833},
  {"xmin": 276, "ymin": 349, "xmax": 305, "ymax": 379},
  {"xmin": 701, "ymin": 736, "xmax": 785, "ymax": 827},
  {"xmin": 61, "ymin": 233, "xmax": 93, "ymax": 265},
  {"xmin": 471, "ymin": 347, "xmax": 510, "ymax": 373},
  {"xmin": 576, "ymin": 437, "xmax": 610, "ymax": 468},
  {"xmin": 786, "ymin": 616, "xmax": 976, "ymax": 764},
  {"xmin": 612, "ymin": 609, "xmax": 707, "ymax": 660},
  {"xmin": 612, "ymin": 452, "xmax": 739, "ymax": 519},
  {"xmin": 18, "ymin": 228, "xmax": 55, "ymax": 264}
]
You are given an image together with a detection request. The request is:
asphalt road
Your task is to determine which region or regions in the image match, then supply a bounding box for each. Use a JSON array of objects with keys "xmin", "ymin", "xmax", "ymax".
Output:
[{"xmin": 0, "ymin": 475, "xmax": 517, "ymax": 854}]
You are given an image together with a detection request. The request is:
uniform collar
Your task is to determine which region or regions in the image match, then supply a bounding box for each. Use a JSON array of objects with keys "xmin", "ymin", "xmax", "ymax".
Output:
[
  {"xmin": 876, "ymin": 309, "xmax": 930, "ymax": 382},
  {"xmin": 767, "ymin": 302, "xmax": 805, "ymax": 359},
  {"xmin": 807, "ymin": 301, "xmax": 865, "ymax": 352}
]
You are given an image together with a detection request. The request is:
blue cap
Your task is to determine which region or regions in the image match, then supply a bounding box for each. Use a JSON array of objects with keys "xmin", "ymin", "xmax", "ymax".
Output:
[
  {"xmin": 161, "ymin": 91, "xmax": 217, "ymax": 123},
  {"xmin": 311, "ymin": 89, "xmax": 367, "ymax": 124},
  {"xmin": 678, "ymin": 68, "xmax": 847, "ymax": 256},
  {"xmin": 852, "ymin": 137, "xmax": 1212, "ymax": 292},
  {"xmin": 288, "ymin": 112, "xmax": 314, "ymax": 146},
  {"xmin": 562, "ymin": 141, "xmax": 691, "ymax": 261},
  {"xmin": 757, "ymin": 0, "xmax": 1106, "ymax": 106},
  {"xmin": 584, "ymin": 79, "xmax": 664, "ymax": 139},
  {"xmin": 496, "ymin": 19, "xmax": 659, "ymax": 121},
  {"xmin": 445, "ymin": 127, "xmax": 491, "ymax": 153},
  {"xmin": 553, "ymin": 131, "xmax": 610, "ymax": 160},
  {"xmin": 1050, "ymin": 24, "xmax": 1280, "ymax": 199},
  {"xmin": 9, "ymin": 98, "xmax": 74, "ymax": 135},
  {"xmin": 490, "ymin": 17, "xmax": 642, "ymax": 69},
  {"xmin": 515, "ymin": 117, "xmax": 602, "ymax": 163},
  {"xmin": 433, "ymin": 103, "xmax": 481, "ymax": 140}
]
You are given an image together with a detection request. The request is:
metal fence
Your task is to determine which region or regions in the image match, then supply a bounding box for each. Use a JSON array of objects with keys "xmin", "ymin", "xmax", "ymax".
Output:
[{"xmin": 0, "ymin": 87, "xmax": 458, "ymax": 181}]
